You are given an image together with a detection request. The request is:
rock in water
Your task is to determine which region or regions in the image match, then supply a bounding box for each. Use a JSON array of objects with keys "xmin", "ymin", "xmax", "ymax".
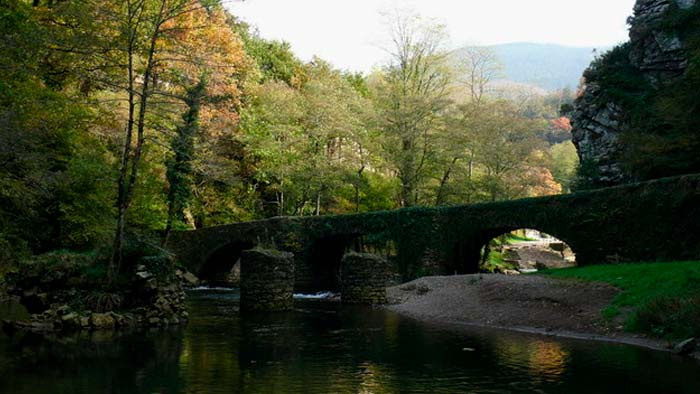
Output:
[
  {"xmin": 90, "ymin": 313, "xmax": 116, "ymax": 330},
  {"xmin": 182, "ymin": 271, "xmax": 200, "ymax": 286}
]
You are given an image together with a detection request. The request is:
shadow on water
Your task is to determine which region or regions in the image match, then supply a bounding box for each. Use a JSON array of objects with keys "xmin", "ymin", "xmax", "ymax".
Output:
[{"xmin": 1, "ymin": 290, "xmax": 699, "ymax": 394}]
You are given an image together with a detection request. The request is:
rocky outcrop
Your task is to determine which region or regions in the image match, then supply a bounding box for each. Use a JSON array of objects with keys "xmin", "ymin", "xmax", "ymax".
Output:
[
  {"xmin": 1, "ymin": 253, "xmax": 189, "ymax": 334},
  {"xmin": 571, "ymin": 0, "xmax": 696, "ymax": 187},
  {"xmin": 629, "ymin": 0, "xmax": 694, "ymax": 80}
]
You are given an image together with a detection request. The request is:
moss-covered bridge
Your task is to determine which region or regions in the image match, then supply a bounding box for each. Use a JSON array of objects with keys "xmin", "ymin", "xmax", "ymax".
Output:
[{"xmin": 168, "ymin": 175, "xmax": 700, "ymax": 293}]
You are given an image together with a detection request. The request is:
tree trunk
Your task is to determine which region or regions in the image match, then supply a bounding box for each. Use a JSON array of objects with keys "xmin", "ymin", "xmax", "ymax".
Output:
[
  {"xmin": 109, "ymin": 0, "xmax": 167, "ymax": 281},
  {"xmin": 315, "ymin": 192, "xmax": 321, "ymax": 216},
  {"xmin": 435, "ymin": 157, "xmax": 459, "ymax": 206}
]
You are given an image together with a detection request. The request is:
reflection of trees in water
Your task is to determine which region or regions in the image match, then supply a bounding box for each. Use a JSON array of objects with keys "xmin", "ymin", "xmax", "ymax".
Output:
[
  {"xmin": 4, "ymin": 295, "xmax": 700, "ymax": 393},
  {"xmin": 492, "ymin": 336, "xmax": 569, "ymax": 384},
  {"xmin": 0, "ymin": 328, "xmax": 186, "ymax": 393},
  {"xmin": 528, "ymin": 341, "xmax": 570, "ymax": 379}
]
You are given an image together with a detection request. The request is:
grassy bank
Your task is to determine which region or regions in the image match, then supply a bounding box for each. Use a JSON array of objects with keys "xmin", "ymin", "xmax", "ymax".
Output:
[{"xmin": 540, "ymin": 261, "xmax": 700, "ymax": 339}]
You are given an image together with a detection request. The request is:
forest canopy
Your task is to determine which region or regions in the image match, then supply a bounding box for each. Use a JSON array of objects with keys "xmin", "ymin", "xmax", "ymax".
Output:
[{"xmin": 0, "ymin": 0, "xmax": 577, "ymax": 276}]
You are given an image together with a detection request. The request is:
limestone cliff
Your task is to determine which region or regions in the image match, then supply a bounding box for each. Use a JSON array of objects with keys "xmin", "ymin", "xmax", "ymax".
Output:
[{"xmin": 571, "ymin": 0, "xmax": 697, "ymax": 188}]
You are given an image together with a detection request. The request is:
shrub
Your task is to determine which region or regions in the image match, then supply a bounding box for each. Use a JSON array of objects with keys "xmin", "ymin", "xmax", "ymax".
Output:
[
  {"xmin": 85, "ymin": 291, "xmax": 123, "ymax": 313},
  {"xmin": 632, "ymin": 294, "xmax": 700, "ymax": 339}
]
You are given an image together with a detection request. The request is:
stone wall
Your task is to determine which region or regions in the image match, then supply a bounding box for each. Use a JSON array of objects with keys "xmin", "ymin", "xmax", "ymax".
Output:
[
  {"xmin": 2, "ymin": 254, "xmax": 189, "ymax": 333},
  {"xmin": 239, "ymin": 249, "xmax": 295, "ymax": 312},
  {"xmin": 571, "ymin": 0, "xmax": 697, "ymax": 187},
  {"xmin": 340, "ymin": 253, "xmax": 388, "ymax": 304}
]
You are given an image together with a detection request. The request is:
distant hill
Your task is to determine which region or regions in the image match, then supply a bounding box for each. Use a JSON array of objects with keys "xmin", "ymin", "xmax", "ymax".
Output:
[{"xmin": 485, "ymin": 43, "xmax": 607, "ymax": 92}]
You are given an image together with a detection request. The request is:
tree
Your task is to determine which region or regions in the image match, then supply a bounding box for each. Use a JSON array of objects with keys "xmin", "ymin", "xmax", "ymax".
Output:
[
  {"xmin": 0, "ymin": 1, "xmax": 115, "ymax": 267},
  {"xmin": 159, "ymin": 3, "xmax": 253, "ymax": 233},
  {"xmin": 241, "ymin": 59, "xmax": 375, "ymax": 217},
  {"xmin": 164, "ymin": 79, "xmax": 206, "ymax": 243},
  {"xmin": 374, "ymin": 9, "xmax": 453, "ymax": 207},
  {"xmin": 550, "ymin": 141, "xmax": 580, "ymax": 192},
  {"xmin": 457, "ymin": 46, "xmax": 503, "ymax": 104},
  {"xmin": 39, "ymin": 0, "xmax": 235, "ymax": 278},
  {"xmin": 467, "ymin": 101, "xmax": 544, "ymax": 202}
]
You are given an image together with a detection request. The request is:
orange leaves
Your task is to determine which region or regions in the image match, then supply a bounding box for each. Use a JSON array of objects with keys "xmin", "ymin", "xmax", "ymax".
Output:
[
  {"xmin": 550, "ymin": 116, "xmax": 572, "ymax": 132},
  {"xmin": 523, "ymin": 167, "xmax": 563, "ymax": 197},
  {"xmin": 160, "ymin": 2, "xmax": 254, "ymax": 135}
]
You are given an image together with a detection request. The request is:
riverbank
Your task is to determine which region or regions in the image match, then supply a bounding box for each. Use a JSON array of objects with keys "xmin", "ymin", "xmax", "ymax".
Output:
[{"xmin": 385, "ymin": 274, "xmax": 698, "ymax": 356}]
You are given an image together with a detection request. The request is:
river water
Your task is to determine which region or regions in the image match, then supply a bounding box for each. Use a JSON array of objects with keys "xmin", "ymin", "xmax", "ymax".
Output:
[{"xmin": 1, "ymin": 289, "xmax": 699, "ymax": 393}]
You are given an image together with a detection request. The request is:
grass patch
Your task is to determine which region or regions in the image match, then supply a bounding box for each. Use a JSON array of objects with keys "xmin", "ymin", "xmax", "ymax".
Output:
[
  {"xmin": 505, "ymin": 233, "xmax": 535, "ymax": 244},
  {"xmin": 540, "ymin": 261, "xmax": 700, "ymax": 339},
  {"xmin": 481, "ymin": 250, "xmax": 518, "ymax": 273}
]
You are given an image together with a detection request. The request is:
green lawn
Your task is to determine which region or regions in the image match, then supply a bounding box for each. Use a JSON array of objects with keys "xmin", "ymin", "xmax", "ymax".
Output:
[{"xmin": 539, "ymin": 261, "xmax": 700, "ymax": 339}]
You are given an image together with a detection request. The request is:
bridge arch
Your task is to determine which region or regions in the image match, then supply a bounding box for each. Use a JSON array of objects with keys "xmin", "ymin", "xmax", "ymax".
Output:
[
  {"xmin": 477, "ymin": 228, "xmax": 577, "ymax": 273},
  {"xmin": 198, "ymin": 241, "xmax": 255, "ymax": 285},
  {"xmin": 298, "ymin": 233, "xmax": 360, "ymax": 293},
  {"xmin": 448, "ymin": 222, "xmax": 580, "ymax": 275}
]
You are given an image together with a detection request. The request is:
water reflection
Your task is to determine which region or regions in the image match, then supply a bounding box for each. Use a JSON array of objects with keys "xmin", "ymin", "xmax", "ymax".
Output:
[
  {"xmin": 0, "ymin": 291, "xmax": 699, "ymax": 394},
  {"xmin": 492, "ymin": 336, "xmax": 570, "ymax": 383}
]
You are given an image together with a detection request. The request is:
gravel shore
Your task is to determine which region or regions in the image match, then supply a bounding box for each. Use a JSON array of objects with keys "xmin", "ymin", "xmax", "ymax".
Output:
[{"xmin": 385, "ymin": 274, "xmax": 673, "ymax": 351}]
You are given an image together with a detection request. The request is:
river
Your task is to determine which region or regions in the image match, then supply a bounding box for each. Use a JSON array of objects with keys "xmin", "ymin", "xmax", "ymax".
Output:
[{"xmin": 1, "ymin": 289, "xmax": 699, "ymax": 393}]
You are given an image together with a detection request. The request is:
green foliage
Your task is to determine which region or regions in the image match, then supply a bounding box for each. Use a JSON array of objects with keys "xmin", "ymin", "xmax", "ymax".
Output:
[
  {"xmin": 165, "ymin": 80, "xmax": 207, "ymax": 234},
  {"xmin": 541, "ymin": 261, "xmax": 700, "ymax": 339},
  {"xmin": 0, "ymin": 1, "xmax": 113, "ymax": 262},
  {"xmin": 549, "ymin": 141, "xmax": 579, "ymax": 192},
  {"xmin": 480, "ymin": 250, "xmax": 517, "ymax": 273},
  {"xmin": 583, "ymin": 43, "xmax": 650, "ymax": 106},
  {"xmin": 10, "ymin": 250, "xmax": 105, "ymax": 287},
  {"xmin": 56, "ymin": 134, "xmax": 116, "ymax": 249},
  {"xmin": 228, "ymin": 15, "xmax": 304, "ymax": 87},
  {"xmin": 504, "ymin": 233, "xmax": 535, "ymax": 244},
  {"xmin": 0, "ymin": 0, "xmax": 586, "ymax": 283},
  {"xmin": 572, "ymin": 155, "xmax": 603, "ymax": 191}
]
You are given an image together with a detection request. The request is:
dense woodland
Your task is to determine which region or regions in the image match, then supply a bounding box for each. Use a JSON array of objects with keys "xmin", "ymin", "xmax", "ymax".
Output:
[{"xmin": 0, "ymin": 0, "xmax": 579, "ymax": 276}]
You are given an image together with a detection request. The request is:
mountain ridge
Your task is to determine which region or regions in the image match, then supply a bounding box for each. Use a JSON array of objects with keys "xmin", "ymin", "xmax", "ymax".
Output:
[{"xmin": 472, "ymin": 42, "xmax": 611, "ymax": 91}]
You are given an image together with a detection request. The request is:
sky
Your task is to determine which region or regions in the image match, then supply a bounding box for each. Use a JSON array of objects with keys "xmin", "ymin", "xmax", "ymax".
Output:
[{"xmin": 226, "ymin": 0, "xmax": 637, "ymax": 73}]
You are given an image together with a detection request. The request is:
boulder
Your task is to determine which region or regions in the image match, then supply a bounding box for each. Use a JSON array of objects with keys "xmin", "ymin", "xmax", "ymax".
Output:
[
  {"xmin": 60, "ymin": 312, "xmax": 80, "ymax": 330},
  {"xmin": 182, "ymin": 271, "xmax": 200, "ymax": 287},
  {"xmin": 90, "ymin": 313, "xmax": 116, "ymax": 330}
]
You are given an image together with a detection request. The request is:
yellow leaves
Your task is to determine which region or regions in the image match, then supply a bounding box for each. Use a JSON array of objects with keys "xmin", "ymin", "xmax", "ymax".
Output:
[
  {"xmin": 522, "ymin": 167, "xmax": 563, "ymax": 197},
  {"xmin": 159, "ymin": 2, "xmax": 255, "ymax": 134}
]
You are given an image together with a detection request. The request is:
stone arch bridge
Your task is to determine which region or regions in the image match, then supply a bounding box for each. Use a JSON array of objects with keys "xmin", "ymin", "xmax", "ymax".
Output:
[{"xmin": 168, "ymin": 175, "xmax": 700, "ymax": 293}]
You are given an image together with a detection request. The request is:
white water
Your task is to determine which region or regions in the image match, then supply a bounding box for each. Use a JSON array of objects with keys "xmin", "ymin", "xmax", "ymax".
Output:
[
  {"xmin": 188, "ymin": 286, "xmax": 338, "ymax": 300},
  {"xmin": 292, "ymin": 292, "xmax": 338, "ymax": 300},
  {"xmin": 189, "ymin": 286, "xmax": 237, "ymax": 292}
]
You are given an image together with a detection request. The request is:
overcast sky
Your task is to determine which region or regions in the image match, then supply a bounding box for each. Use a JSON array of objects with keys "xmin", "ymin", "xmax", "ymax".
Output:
[{"xmin": 226, "ymin": 0, "xmax": 637, "ymax": 72}]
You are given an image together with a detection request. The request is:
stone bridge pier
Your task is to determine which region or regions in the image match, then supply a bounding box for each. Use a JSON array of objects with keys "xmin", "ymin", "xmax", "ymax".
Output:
[
  {"xmin": 340, "ymin": 253, "xmax": 389, "ymax": 305},
  {"xmin": 240, "ymin": 249, "xmax": 295, "ymax": 312}
]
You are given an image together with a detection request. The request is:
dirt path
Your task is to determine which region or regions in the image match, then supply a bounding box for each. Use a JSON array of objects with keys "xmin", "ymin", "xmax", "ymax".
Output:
[{"xmin": 386, "ymin": 274, "xmax": 672, "ymax": 351}]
